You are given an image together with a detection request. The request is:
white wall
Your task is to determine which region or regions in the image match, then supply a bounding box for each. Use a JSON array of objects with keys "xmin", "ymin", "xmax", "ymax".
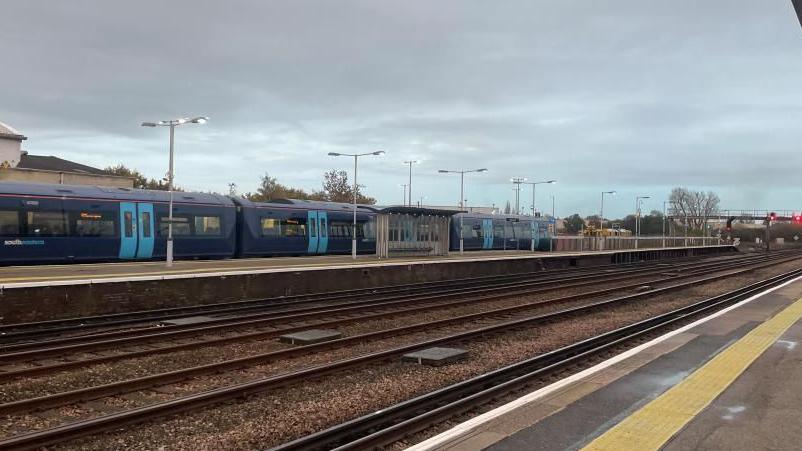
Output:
[{"xmin": 0, "ymin": 139, "xmax": 22, "ymax": 167}]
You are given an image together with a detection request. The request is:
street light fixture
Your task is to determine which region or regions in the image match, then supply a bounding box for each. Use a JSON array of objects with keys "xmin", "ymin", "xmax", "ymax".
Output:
[
  {"xmin": 635, "ymin": 195, "xmax": 651, "ymax": 237},
  {"xmin": 522, "ymin": 179, "xmax": 556, "ymax": 216},
  {"xmin": 438, "ymin": 168, "xmax": 488, "ymax": 254},
  {"xmin": 403, "ymin": 160, "xmax": 419, "ymax": 206},
  {"xmin": 141, "ymin": 116, "xmax": 209, "ymax": 267},
  {"xmin": 600, "ymin": 190, "xmax": 617, "ymax": 229},
  {"xmin": 328, "ymin": 150, "xmax": 385, "ymax": 259}
]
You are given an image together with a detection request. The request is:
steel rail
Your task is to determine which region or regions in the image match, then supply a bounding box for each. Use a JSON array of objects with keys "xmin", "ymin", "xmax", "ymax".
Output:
[
  {"xmin": 0, "ymin": 259, "xmax": 661, "ymax": 340},
  {"xmin": 0, "ymin": 253, "xmax": 782, "ymax": 413},
  {"xmin": 0, "ymin": 253, "xmax": 780, "ymax": 365},
  {"xmin": 275, "ymin": 267, "xmax": 802, "ymax": 451},
  {"xmin": 0, "ymin": 253, "xmax": 793, "ymax": 450},
  {"xmin": 0, "ymin": 252, "xmax": 760, "ymax": 356}
]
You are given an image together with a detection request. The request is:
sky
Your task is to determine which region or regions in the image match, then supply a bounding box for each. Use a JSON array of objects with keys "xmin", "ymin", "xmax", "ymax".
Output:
[{"xmin": 2, "ymin": 1, "xmax": 802, "ymax": 218}]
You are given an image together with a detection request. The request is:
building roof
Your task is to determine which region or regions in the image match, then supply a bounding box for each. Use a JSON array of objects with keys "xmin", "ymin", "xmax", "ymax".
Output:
[
  {"xmin": 0, "ymin": 121, "xmax": 26, "ymax": 141},
  {"xmin": 16, "ymin": 154, "xmax": 108, "ymax": 175}
]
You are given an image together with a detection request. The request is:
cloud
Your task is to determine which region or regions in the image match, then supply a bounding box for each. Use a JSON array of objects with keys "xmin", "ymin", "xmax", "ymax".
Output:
[{"xmin": 1, "ymin": 0, "xmax": 802, "ymax": 217}]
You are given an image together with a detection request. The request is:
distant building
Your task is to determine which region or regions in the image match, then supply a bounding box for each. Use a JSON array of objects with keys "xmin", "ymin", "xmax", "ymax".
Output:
[{"xmin": 0, "ymin": 121, "xmax": 133, "ymax": 188}]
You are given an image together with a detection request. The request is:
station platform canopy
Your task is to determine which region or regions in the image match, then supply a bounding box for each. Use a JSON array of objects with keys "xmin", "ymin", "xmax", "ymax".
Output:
[{"xmin": 374, "ymin": 206, "xmax": 463, "ymax": 258}]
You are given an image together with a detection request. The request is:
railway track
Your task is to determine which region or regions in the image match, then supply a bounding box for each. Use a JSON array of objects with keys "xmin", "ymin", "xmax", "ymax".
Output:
[
  {"xmin": 274, "ymin": 267, "xmax": 802, "ymax": 451},
  {"xmin": 0, "ymin": 252, "xmax": 783, "ymax": 377},
  {"xmin": 0, "ymin": 251, "xmax": 797, "ymax": 450},
  {"xmin": 0, "ymin": 253, "xmax": 741, "ymax": 343},
  {"xmin": 0, "ymin": 260, "xmax": 655, "ymax": 341}
]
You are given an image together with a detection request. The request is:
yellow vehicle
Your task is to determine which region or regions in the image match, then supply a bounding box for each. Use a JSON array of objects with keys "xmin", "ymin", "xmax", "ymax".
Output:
[{"xmin": 582, "ymin": 226, "xmax": 632, "ymax": 237}]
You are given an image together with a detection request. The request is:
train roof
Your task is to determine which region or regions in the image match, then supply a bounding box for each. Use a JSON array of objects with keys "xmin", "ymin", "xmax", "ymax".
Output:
[
  {"xmin": 233, "ymin": 197, "xmax": 380, "ymax": 213},
  {"xmin": 0, "ymin": 181, "xmax": 235, "ymax": 206}
]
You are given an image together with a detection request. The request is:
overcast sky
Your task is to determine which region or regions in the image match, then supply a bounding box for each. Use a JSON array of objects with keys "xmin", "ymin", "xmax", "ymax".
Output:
[{"xmin": 2, "ymin": 1, "xmax": 802, "ymax": 218}]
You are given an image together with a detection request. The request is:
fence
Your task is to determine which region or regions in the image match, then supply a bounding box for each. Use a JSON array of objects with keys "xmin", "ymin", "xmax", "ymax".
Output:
[{"xmin": 550, "ymin": 236, "xmax": 724, "ymax": 252}]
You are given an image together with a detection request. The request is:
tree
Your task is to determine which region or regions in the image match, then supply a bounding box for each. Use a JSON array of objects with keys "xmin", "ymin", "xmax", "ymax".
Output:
[
  {"xmin": 245, "ymin": 173, "xmax": 322, "ymax": 202},
  {"xmin": 321, "ymin": 170, "xmax": 376, "ymax": 204},
  {"xmin": 669, "ymin": 187, "xmax": 720, "ymax": 231},
  {"xmin": 564, "ymin": 214, "xmax": 585, "ymax": 234},
  {"xmin": 104, "ymin": 164, "xmax": 174, "ymax": 191}
]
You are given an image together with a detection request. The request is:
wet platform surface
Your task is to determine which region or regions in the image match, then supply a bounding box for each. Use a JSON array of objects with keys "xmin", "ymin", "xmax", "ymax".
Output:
[{"xmin": 411, "ymin": 274, "xmax": 802, "ymax": 451}]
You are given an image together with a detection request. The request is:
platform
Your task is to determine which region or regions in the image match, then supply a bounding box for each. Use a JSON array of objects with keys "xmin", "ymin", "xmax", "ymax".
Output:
[
  {"xmin": 0, "ymin": 245, "xmax": 734, "ymax": 323},
  {"xmin": 0, "ymin": 246, "xmax": 733, "ymax": 289},
  {"xmin": 410, "ymin": 268, "xmax": 802, "ymax": 451}
]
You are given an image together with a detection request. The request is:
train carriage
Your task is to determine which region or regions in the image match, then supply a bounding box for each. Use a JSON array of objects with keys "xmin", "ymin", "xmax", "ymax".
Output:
[
  {"xmin": 450, "ymin": 213, "xmax": 552, "ymax": 252},
  {"xmin": 0, "ymin": 182, "xmax": 236, "ymax": 264},
  {"xmin": 233, "ymin": 198, "xmax": 378, "ymax": 257}
]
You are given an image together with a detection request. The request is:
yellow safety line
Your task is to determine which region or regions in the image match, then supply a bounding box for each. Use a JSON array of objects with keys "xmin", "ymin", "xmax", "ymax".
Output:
[{"xmin": 582, "ymin": 295, "xmax": 802, "ymax": 451}]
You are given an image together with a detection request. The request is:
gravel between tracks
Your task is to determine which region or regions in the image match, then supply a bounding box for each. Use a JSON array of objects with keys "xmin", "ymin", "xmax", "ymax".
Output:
[
  {"xmin": 42, "ymin": 258, "xmax": 802, "ymax": 450},
  {"xmin": 0, "ymin": 272, "xmax": 669, "ymax": 403}
]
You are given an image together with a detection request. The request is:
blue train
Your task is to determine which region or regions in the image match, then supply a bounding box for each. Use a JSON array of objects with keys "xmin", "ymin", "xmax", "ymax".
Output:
[{"xmin": 0, "ymin": 182, "xmax": 551, "ymax": 264}]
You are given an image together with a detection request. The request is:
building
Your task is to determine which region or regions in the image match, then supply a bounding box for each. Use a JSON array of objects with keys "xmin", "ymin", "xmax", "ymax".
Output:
[{"xmin": 0, "ymin": 121, "xmax": 133, "ymax": 188}]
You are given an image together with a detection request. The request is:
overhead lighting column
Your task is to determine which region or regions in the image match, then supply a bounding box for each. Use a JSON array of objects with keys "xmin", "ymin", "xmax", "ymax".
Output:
[
  {"xmin": 523, "ymin": 180, "xmax": 556, "ymax": 216},
  {"xmin": 141, "ymin": 116, "xmax": 209, "ymax": 267},
  {"xmin": 403, "ymin": 160, "xmax": 418, "ymax": 206},
  {"xmin": 328, "ymin": 150, "xmax": 385, "ymax": 259},
  {"xmin": 438, "ymin": 168, "xmax": 488, "ymax": 254},
  {"xmin": 600, "ymin": 190, "xmax": 617, "ymax": 229},
  {"xmin": 511, "ymin": 177, "xmax": 527, "ymax": 214}
]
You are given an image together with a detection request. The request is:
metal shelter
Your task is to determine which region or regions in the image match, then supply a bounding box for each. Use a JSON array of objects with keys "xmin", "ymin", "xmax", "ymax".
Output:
[{"xmin": 375, "ymin": 206, "xmax": 460, "ymax": 258}]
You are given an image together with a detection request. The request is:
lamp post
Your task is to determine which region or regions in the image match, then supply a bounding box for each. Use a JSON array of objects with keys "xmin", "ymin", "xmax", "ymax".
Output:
[
  {"xmin": 600, "ymin": 190, "xmax": 616, "ymax": 229},
  {"xmin": 141, "ymin": 116, "xmax": 209, "ymax": 267},
  {"xmin": 634, "ymin": 195, "xmax": 650, "ymax": 249},
  {"xmin": 328, "ymin": 150, "xmax": 385, "ymax": 259},
  {"xmin": 635, "ymin": 195, "xmax": 651, "ymax": 237},
  {"xmin": 511, "ymin": 177, "xmax": 527, "ymax": 214},
  {"xmin": 403, "ymin": 160, "xmax": 418, "ymax": 206},
  {"xmin": 523, "ymin": 180, "xmax": 556, "ymax": 216},
  {"xmin": 438, "ymin": 168, "xmax": 488, "ymax": 254},
  {"xmin": 662, "ymin": 200, "xmax": 672, "ymax": 248}
]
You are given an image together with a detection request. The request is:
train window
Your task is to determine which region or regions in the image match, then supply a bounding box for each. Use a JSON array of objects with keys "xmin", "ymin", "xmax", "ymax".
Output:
[
  {"xmin": 330, "ymin": 221, "xmax": 351, "ymax": 238},
  {"xmin": 493, "ymin": 224, "xmax": 504, "ymax": 238},
  {"xmin": 194, "ymin": 216, "xmax": 221, "ymax": 236},
  {"xmin": 0, "ymin": 210, "xmax": 20, "ymax": 236},
  {"xmin": 123, "ymin": 212, "xmax": 134, "ymax": 237},
  {"xmin": 260, "ymin": 218, "xmax": 281, "ymax": 237},
  {"xmin": 504, "ymin": 223, "xmax": 513, "ymax": 238},
  {"xmin": 281, "ymin": 219, "xmax": 306, "ymax": 237},
  {"xmin": 309, "ymin": 219, "xmax": 317, "ymax": 238},
  {"xmin": 141, "ymin": 212, "xmax": 152, "ymax": 238},
  {"xmin": 157, "ymin": 217, "xmax": 191, "ymax": 236},
  {"xmin": 74, "ymin": 211, "xmax": 116, "ymax": 237},
  {"xmin": 461, "ymin": 224, "xmax": 477, "ymax": 238},
  {"xmin": 320, "ymin": 218, "xmax": 327, "ymax": 237},
  {"xmin": 25, "ymin": 211, "xmax": 68, "ymax": 237}
]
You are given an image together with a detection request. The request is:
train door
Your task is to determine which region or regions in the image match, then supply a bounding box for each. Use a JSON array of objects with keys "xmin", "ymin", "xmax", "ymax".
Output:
[
  {"xmin": 307, "ymin": 210, "xmax": 319, "ymax": 254},
  {"xmin": 482, "ymin": 219, "xmax": 493, "ymax": 249},
  {"xmin": 118, "ymin": 202, "xmax": 138, "ymax": 259},
  {"xmin": 317, "ymin": 211, "xmax": 329, "ymax": 253},
  {"xmin": 136, "ymin": 203, "xmax": 155, "ymax": 259}
]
